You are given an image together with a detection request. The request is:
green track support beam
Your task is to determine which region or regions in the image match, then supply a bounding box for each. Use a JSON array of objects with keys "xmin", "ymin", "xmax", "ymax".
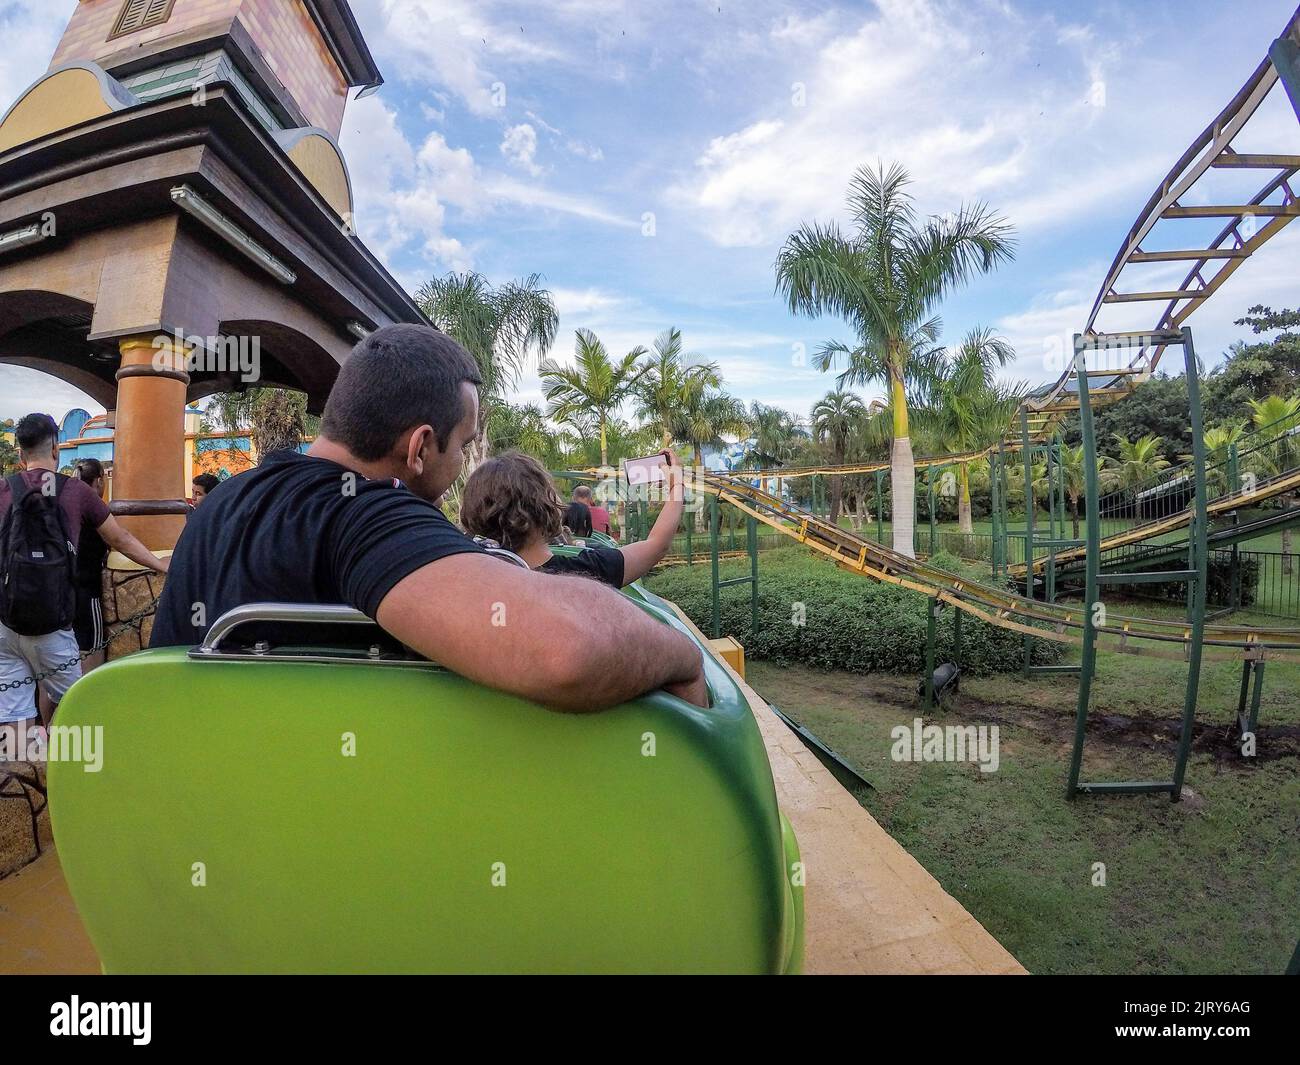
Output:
[
  {"xmin": 1066, "ymin": 328, "xmax": 1209, "ymax": 801},
  {"xmin": 952, "ymin": 606, "xmax": 962, "ymax": 672},
  {"xmin": 710, "ymin": 493, "xmax": 721, "ymax": 639},
  {"xmin": 923, "ymin": 597, "xmax": 938, "ymax": 711},
  {"xmin": 748, "ymin": 514, "xmax": 759, "ymax": 636},
  {"xmin": 875, "ymin": 469, "xmax": 884, "ymax": 546}
]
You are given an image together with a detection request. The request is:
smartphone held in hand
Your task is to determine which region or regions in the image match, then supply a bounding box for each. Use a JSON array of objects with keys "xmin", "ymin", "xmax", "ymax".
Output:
[{"xmin": 624, "ymin": 454, "xmax": 667, "ymax": 485}]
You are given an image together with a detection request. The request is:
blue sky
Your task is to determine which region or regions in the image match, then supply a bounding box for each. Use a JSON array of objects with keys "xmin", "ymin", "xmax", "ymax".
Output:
[{"xmin": 2, "ymin": 0, "xmax": 1298, "ymax": 425}]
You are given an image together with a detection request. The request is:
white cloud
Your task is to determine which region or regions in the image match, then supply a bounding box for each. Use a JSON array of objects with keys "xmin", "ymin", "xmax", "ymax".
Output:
[
  {"xmin": 500, "ymin": 122, "xmax": 543, "ymax": 175},
  {"xmin": 665, "ymin": 0, "xmax": 1222, "ymax": 249},
  {"xmin": 0, "ymin": 2, "xmax": 67, "ymax": 108}
]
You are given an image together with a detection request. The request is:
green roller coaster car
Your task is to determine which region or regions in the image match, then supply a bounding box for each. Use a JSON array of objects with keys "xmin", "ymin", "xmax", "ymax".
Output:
[{"xmin": 48, "ymin": 580, "xmax": 804, "ymax": 974}]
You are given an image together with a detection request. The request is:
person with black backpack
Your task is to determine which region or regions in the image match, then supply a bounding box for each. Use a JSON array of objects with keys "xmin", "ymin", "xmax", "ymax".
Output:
[{"xmin": 0, "ymin": 414, "xmax": 168, "ymax": 731}]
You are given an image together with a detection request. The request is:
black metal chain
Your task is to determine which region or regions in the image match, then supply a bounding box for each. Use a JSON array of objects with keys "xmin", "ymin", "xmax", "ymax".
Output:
[{"xmin": 0, "ymin": 601, "xmax": 158, "ymax": 693}]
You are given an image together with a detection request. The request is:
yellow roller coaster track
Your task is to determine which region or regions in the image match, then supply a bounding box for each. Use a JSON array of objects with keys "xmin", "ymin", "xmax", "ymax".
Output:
[
  {"xmin": 1009, "ymin": 466, "xmax": 1300, "ymax": 576},
  {"xmin": 693, "ymin": 472, "xmax": 1300, "ymax": 660}
]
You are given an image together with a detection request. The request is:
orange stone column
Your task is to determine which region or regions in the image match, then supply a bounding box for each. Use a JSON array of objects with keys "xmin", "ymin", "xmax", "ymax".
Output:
[{"xmin": 109, "ymin": 334, "xmax": 190, "ymax": 550}]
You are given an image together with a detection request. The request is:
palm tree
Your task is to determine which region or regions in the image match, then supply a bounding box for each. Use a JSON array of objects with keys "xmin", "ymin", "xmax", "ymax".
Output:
[
  {"xmin": 538, "ymin": 329, "xmax": 648, "ymax": 467},
  {"xmin": 204, "ymin": 388, "xmax": 317, "ymax": 460},
  {"xmin": 415, "ymin": 271, "xmax": 558, "ymax": 467},
  {"xmin": 919, "ymin": 327, "xmax": 1022, "ymax": 534},
  {"xmin": 1112, "ymin": 433, "xmax": 1170, "ymax": 491},
  {"xmin": 775, "ymin": 161, "xmax": 1015, "ymax": 557},
  {"xmin": 1247, "ymin": 394, "xmax": 1300, "ymax": 567},
  {"xmin": 1055, "ymin": 443, "xmax": 1106, "ymax": 540},
  {"xmin": 744, "ymin": 403, "xmax": 805, "ymax": 470},
  {"xmin": 811, "ymin": 390, "xmax": 866, "ymax": 524},
  {"xmin": 680, "ymin": 390, "xmax": 749, "ymax": 467},
  {"xmin": 1198, "ymin": 422, "xmax": 1246, "ymax": 497},
  {"xmin": 633, "ymin": 327, "xmax": 720, "ymax": 448},
  {"xmin": 487, "ymin": 402, "xmax": 561, "ymax": 465}
]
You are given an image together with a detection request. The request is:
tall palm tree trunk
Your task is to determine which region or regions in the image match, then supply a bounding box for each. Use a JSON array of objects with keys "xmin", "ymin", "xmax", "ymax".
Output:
[
  {"xmin": 889, "ymin": 369, "xmax": 916, "ymax": 558},
  {"xmin": 958, "ymin": 461, "xmax": 973, "ymax": 535},
  {"xmin": 829, "ymin": 474, "xmax": 843, "ymax": 525}
]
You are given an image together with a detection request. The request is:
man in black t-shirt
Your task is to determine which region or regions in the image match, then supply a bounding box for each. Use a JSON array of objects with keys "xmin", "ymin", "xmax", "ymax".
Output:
[{"xmin": 152, "ymin": 325, "xmax": 706, "ymax": 712}]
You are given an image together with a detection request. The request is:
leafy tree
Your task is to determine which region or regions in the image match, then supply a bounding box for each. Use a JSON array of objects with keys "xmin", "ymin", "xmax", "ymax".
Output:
[
  {"xmin": 1111, "ymin": 433, "xmax": 1170, "ymax": 491},
  {"xmin": 915, "ymin": 326, "xmax": 1022, "ymax": 533},
  {"xmin": 811, "ymin": 389, "xmax": 866, "ymax": 523},
  {"xmin": 539, "ymin": 329, "xmax": 648, "ymax": 467},
  {"xmin": 415, "ymin": 272, "xmax": 559, "ymax": 466},
  {"xmin": 775, "ymin": 161, "xmax": 1014, "ymax": 557},
  {"xmin": 204, "ymin": 388, "xmax": 317, "ymax": 460},
  {"xmin": 633, "ymin": 327, "xmax": 720, "ymax": 449},
  {"xmin": 1061, "ymin": 373, "xmax": 1189, "ymax": 465}
]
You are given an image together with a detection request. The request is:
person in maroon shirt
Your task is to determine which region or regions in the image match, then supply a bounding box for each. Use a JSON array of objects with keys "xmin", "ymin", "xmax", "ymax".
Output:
[
  {"xmin": 0, "ymin": 414, "xmax": 168, "ymax": 728},
  {"xmin": 572, "ymin": 485, "xmax": 612, "ymax": 535}
]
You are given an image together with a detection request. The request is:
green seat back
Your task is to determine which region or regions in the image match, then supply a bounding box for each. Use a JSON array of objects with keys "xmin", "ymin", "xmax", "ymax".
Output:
[{"xmin": 49, "ymin": 590, "xmax": 802, "ymax": 973}]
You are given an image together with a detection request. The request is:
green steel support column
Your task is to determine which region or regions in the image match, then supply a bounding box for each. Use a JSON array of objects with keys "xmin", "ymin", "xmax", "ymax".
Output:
[
  {"xmin": 748, "ymin": 514, "xmax": 759, "ymax": 636},
  {"xmin": 952, "ymin": 606, "xmax": 962, "ymax": 672},
  {"xmin": 1236, "ymin": 658, "xmax": 1253, "ymax": 726},
  {"xmin": 1228, "ymin": 442, "xmax": 1239, "ymax": 498},
  {"xmin": 1021, "ymin": 411, "xmax": 1035, "ymax": 678},
  {"xmin": 1067, "ymin": 336, "xmax": 1100, "ymax": 800},
  {"xmin": 875, "ymin": 470, "xmax": 884, "ymax": 545},
  {"xmin": 1247, "ymin": 661, "xmax": 1265, "ymax": 738},
  {"xmin": 1022, "ymin": 407, "xmax": 1034, "ymax": 599},
  {"xmin": 710, "ymin": 493, "xmax": 721, "ymax": 639},
  {"xmin": 990, "ymin": 448, "xmax": 1001, "ymax": 576},
  {"xmin": 913, "ymin": 470, "xmax": 920, "ymax": 557},
  {"xmin": 1171, "ymin": 327, "xmax": 1209, "ymax": 801},
  {"xmin": 923, "ymin": 597, "xmax": 938, "ymax": 711},
  {"xmin": 927, "ymin": 466, "xmax": 937, "ymax": 556},
  {"xmin": 998, "ymin": 443, "xmax": 1008, "ymax": 568},
  {"xmin": 685, "ymin": 496, "xmax": 693, "ymax": 565},
  {"xmin": 1045, "ymin": 437, "xmax": 1057, "ymax": 603}
]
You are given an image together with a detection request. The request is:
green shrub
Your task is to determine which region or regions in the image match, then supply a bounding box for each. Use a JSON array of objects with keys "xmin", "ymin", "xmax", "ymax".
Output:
[
  {"xmin": 645, "ymin": 546, "xmax": 1062, "ymax": 676},
  {"xmin": 1102, "ymin": 554, "xmax": 1259, "ymax": 608}
]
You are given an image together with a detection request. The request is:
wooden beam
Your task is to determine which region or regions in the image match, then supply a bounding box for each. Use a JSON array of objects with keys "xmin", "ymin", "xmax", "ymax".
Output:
[
  {"xmin": 1128, "ymin": 248, "xmax": 1248, "ymax": 261},
  {"xmin": 1211, "ymin": 153, "xmax": 1300, "ymax": 168},
  {"xmin": 1103, "ymin": 289, "xmax": 1208, "ymax": 303},
  {"xmin": 1163, "ymin": 204, "xmax": 1300, "ymax": 217}
]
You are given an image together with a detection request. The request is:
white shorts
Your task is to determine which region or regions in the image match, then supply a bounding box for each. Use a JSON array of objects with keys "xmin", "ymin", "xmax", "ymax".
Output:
[{"xmin": 0, "ymin": 622, "xmax": 82, "ymax": 722}]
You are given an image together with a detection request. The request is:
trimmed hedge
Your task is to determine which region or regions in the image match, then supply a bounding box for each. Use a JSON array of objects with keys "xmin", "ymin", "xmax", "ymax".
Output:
[{"xmin": 644, "ymin": 546, "xmax": 1063, "ymax": 676}]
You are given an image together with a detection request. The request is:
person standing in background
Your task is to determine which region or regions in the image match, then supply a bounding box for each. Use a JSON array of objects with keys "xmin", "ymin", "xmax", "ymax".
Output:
[
  {"xmin": 192, "ymin": 473, "xmax": 220, "ymax": 506},
  {"xmin": 573, "ymin": 485, "xmax": 611, "ymax": 536},
  {"xmin": 71, "ymin": 459, "xmax": 109, "ymax": 669}
]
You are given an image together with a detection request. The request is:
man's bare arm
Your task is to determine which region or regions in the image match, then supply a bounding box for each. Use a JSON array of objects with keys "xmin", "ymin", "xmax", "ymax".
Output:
[
  {"xmin": 96, "ymin": 515, "xmax": 169, "ymax": 573},
  {"xmin": 376, "ymin": 552, "xmax": 706, "ymax": 712}
]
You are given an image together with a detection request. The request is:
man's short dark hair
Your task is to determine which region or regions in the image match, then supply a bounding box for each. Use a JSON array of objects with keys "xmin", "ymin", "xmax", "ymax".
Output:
[
  {"xmin": 192, "ymin": 473, "xmax": 220, "ymax": 492},
  {"xmin": 15, "ymin": 413, "xmax": 58, "ymax": 454},
  {"xmin": 320, "ymin": 325, "xmax": 483, "ymax": 460},
  {"xmin": 75, "ymin": 457, "xmax": 104, "ymax": 484}
]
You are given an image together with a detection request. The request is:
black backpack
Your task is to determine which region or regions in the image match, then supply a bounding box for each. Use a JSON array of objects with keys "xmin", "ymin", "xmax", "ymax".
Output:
[{"xmin": 0, "ymin": 472, "xmax": 77, "ymax": 636}]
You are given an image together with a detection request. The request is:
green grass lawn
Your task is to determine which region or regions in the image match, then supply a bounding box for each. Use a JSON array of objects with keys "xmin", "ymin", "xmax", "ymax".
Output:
[{"xmin": 745, "ymin": 643, "xmax": 1300, "ymax": 975}]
